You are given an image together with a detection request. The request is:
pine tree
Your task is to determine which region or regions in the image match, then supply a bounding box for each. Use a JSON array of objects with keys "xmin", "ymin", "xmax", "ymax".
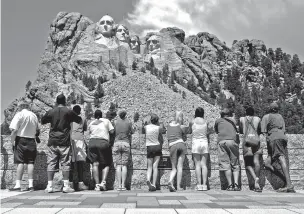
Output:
[
  {"xmin": 132, "ymin": 60, "xmax": 138, "ymax": 70},
  {"xmin": 94, "ymin": 98, "xmax": 100, "ymax": 108},
  {"xmin": 79, "ymin": 94, "xmax": 84, "ymax": 104},
  {"xmin": 217, "ymin": 92, "xmax": 227, "ymax": 108},
  {"xmin": 63, "ymin": 78, "xmax": 67, "ymax": 84},
  {"xmin": 149, "ymin": 57, "xmax": 155, "ymax": 69},
  {"xmin": 291, "ymin": 54, "xmax": 302, "ymax": 74},
  {"xmin": 261, "ymin": 57, "xmax": 272, "ymax": 76},
  {"xmin": 85, "ymin": 102, "xmax": 93, "ymax": 119},
  {"xmin": 182, "ymin": 91, "xmax": 186, "ymax": 99},
  {"xmin": 140, "ymin": 67, "xmax": 146, "ymax": 73},
  {"xmin": 133, "ymin": 112, "xmax": 140, "ymax": 122},
  {"xmin": 25, "ymin": 80, "xmax": 32, "ymax": 91},
  {"xmin": 275, "ymin": 47, "xmax": 283, "ymax": 62},
  {"xmin": 267, "ymin": 48, "xmax": 275, "ymax": 61},
  {"xmin": 98, "ymin": 76, "xmax": 104, "ymax": 84},
  {"xmin": 187, "ymin": 76, "xmax": 196, "ymax": 92},
  {"xmin": 112, "ymin": 72, "xmax": 117, "ymax": 79},
  {"xmin": 95, "ymin": 82, "xmax": 104, "ymax": 98}
]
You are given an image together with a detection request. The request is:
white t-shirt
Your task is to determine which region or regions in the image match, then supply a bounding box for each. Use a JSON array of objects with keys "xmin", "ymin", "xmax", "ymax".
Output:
[
  {"xmin": 89, "ymin": 118, "xmax": 114, "ymax": 141},
  {"xmin": 145, "ymin": 124, "xmax": 160, "ymax": 146},
  {"xmin": 9, "ymin": 109, "xmax": 39, "ymax": 138}
]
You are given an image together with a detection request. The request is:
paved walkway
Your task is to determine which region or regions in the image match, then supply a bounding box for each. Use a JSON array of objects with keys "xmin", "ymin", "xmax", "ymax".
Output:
[{"xmin": 1, "ymin": 189, "xmax": 304, "ymax": 214}]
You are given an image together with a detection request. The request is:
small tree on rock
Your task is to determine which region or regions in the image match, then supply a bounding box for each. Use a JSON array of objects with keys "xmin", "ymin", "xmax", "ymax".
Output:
[
  {"xmin": 25, "ymin": 80, "xmax": 32, "ymax": 91},
  {"xmin": 182, "ymin": 91, "xmax": 186, "ymax": 99},
  {"xmin": 132, "ymin": 60, "xmax": 138, "ymax": 70}
]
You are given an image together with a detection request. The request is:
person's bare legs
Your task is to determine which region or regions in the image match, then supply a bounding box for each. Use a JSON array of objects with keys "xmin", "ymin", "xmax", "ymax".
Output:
[
  {"xmin": 253, "ymin": 154, "xmax": 261, "ymax": 189},
  {"xmin": 116, "ymin": 165, "xmax": 122, "ymax": 188},
  {"xmin": 233, "ymin": 170, "xmax": 240, "ymax": 185},
  {"xmin": 101, "ymin": 166, "xmax": 109, "ymax": 183},
  {"xmin": 121, "ymin": 165, "xmax": 127, "ymax": 188},
  {"xmin": 13, "ymin": 163, "xmax": 24, "ymax": 188},
  {"xmin": 201, "ymin": 154, "xmax": 208, "ymax": 186},
  {"xmin": 278, "ymin": 155, "xmax": 292, "ymax": 188},
  {"xmin": 169, "ymin": 158, "xmax": 177, "ymax": 189},
  {"xmin": 92, "ymin": 162, "xmax": 100, "ymax": 184},
  {"xmin": 193, "ymin": 154, "xmax": 202, "ymax": 185},
  {"xmin": 224, "ymin": 170, "xmax": 232, "ymax": 186},
  {"xmin": 27, "ymin": 163, "xmax": 34, "ymax": 188},
  {"xmin": 177, "ymin": 154, "xmax": 185, "ymax": 190},
  {"xmin": 147, "ymin": 158, "xmax": 153, "ymax": 182},
  {"xmin": 152, "ymin": 156, "xmax": 160, "ymax": 186}
]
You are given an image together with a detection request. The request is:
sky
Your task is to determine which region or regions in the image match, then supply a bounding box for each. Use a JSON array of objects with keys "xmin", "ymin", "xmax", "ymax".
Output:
[{"xmin": 2, "ymin": 0, "xmax": 304, "ymax": 122}]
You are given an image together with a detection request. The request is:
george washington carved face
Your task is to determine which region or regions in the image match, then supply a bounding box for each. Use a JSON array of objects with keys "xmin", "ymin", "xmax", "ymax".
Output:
[{"xmin": 96, "ymin": 15, "xmax": 115, "ymax": 38}]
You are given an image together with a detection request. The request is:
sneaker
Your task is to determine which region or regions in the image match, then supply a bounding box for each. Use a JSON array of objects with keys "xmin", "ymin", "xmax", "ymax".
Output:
[
  {"xmin": 100, "ymin": 181, "xmax": 107, "ymax": 191},
  {"xmin": 151, "ymin": 184, "xmax": 157, "ymax": 192},
  {"xmin": 95, "ymin": 184, "xmax": 101, "ymax": 191},
  {"xmin": 287, "ymin": 186, "xmax": 296, "ymax": 193},
  {"xmin": 234, "ymin": 183, "xmax": 241, "ymax": 191},
  {"xmin": 62, "ymin": 186, "xmax": 75, "ymax": 193},
  {"xmin": 168, "ymin": 182, "xmax": 176, "ymax": 192},
  {"xmin": 195, "ymin": 185, "xmax": 203, "ymax": 191},
  {"xmin": 9, "ymin": 187, "xmax": 21, "ymax": 192},
  {"xmin": 276, "ymin": 187, "xmax": 288, "ymax": 193},
  {"xmin": 202, "ymin": 185, "xmax": 208, "ymax": 191},
  {"xmin": 78, "ymin": 183, "xmax": 89, "ymax": 191},
  {"xmin": 121, "ymin": 187, "xmax": 127, "ymax": 191},
  {"xmin": 25, "ymin": 187, "xmax": 34, "ymax": 192},
  {"xmin": 147, "ymin": 180, "xmax": 153, "ymax": 191},
  {"xmin": 45, "ymin": 186, "xmax": 54, "ymax": 193},
  {"xmin": 226, "ymin": 184, "xmax": 234, "ymax": 191}
]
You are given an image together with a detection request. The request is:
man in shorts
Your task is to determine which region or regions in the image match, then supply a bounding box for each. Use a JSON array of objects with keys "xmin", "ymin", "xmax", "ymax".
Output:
[
  {"xmin": 239, "ymin": 107, "xmax": 262, "ymax": 192},
  {"xmin": 214, "ymin": 108, "xmax": 241, "ymax": 191},
  {"xmin": 9, "ymin": 102, "xmax": 40, "ymax": 191},
  {"xmin": 41, "ymin": 94, "xmax": 82, "ymax": 193},
  {"xmin": 261, "ymin": 103, "xmax": 295, "ymax": 193},
  {"xmin": 69, "ymin": 105, "xmax": 88, "ymax": 191}
]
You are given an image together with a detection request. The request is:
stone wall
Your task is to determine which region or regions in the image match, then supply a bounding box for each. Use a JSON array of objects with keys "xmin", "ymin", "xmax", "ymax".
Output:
[{"xmin": 1, "ymin": 134, "xmax": 303, "ymax": 190}]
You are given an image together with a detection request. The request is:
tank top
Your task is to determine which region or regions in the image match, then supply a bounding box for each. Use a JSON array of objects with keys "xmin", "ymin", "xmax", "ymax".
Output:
[
  {"xmin": 192, "ymin": 122, "xmax": 208, "ymax": 142},
  {"xmin": 145, "ymin": 124, "xmax": 160, "ymax": 146}
]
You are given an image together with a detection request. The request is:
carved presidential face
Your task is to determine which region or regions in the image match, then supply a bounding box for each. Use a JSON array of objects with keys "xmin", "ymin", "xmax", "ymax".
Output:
[
  {"xmin": 130, "ymin": 35, "xmax": 140, "ymax": 53},
  {"xmin": 116, "ymin": 25, "xmax": 129, "ymax": 42},
  {"xmin": 97, "ymin": 15, "xmax": 114, "ymax": 37},
  {"xmin": 147, "ymin": 35, "xmax": 161, "ymax": 52}
]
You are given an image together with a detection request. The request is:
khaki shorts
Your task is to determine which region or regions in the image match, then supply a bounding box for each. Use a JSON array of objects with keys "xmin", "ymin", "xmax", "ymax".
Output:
[
  {"xmin": 169, "ymin": 142, "xmax": 187, "ymax": 165},
  {"xmin": 47, "ymin": 145, "xmax": 71, "ymax": 172},
  {"xmin": 112, "ymin": 141, "xmax": 130, "ymax": 165},
  {"xmin": 218, "ymin": 140, "xmax": 240, "ymax": 171}
]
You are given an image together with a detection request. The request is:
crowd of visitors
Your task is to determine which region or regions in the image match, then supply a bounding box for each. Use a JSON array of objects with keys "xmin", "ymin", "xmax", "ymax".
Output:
[{"xmin": 8, "ymin": 94, "xmax": 295, "ymax": 193}]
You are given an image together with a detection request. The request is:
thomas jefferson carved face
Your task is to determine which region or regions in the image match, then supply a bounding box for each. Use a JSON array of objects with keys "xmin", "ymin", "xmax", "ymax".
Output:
[
  {"xmin": 147, "ymin": 35, "xmax": 161, "ymax": 52},
  {"xmin": 97, "ymin": 15, "xmax": 114, "ymax": 38},
  {"xmin": 115, "ymin": 25, "xmax": 129, "ymax": 42}
]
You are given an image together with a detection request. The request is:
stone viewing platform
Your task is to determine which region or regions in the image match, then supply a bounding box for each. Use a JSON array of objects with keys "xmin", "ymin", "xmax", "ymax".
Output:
[{"xmin": 1, "ymin": 134, "xmax": 303, "ymax": 191}]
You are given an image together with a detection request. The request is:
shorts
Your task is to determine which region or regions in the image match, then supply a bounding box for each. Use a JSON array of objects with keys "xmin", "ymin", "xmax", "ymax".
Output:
[
  {"xmin": 218, "ymin": 140, "xmax": 240, "ymax": 171},
  {"xmin": 112, "ymin": 141, "xmax": 130, "ymax": 165},
  {"xmin": 71, "ymin": 140, "xmax": 87, "ymax": 162},
  {"xmin": 147, "ymin": 144, "xmax": 162, "ymax": 158},
  {"xmin": 169, "ymin": 142, "xmax": 187, "ymax": 165},
  {"xmin": 14, "ymin": 136, "xmax": 37, "ymax": 164},
  {"xmin": 192, "ymin": 139, "xmax": 209, "ymax": 154},
  {"xmin": 86, "ymin": 138, "xmax": 112, "ymax": 166},
  {"xmin": 269, "ymin": 139, "xmax": 288, "ymax": 160},
  {"xmin": 47, "ymin": 145, "xmax": 71, "ymax": 172},
  {"xmin": 243, "ymin": 143, "xmax": 262, "ymax": 167}
]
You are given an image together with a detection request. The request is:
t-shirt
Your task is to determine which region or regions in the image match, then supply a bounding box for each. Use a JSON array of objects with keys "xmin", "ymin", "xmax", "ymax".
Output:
[
  {"xmin": 214, "ymin": 117, "xmax": 237, "ymax": 143},
  {"xmin": 41, "ymin": 106, "xmax": 82, "ymax": 146},
  {"xmin": 89, "ymin": 118, "xmax": 114, "ymax": 141},
  {"xmin": 114, "ymin": 118, "xmax": 133, "ymax": 144},
  {"xmin": 144, "ymin": 124, "xmax": 161, "ymax": 146},
  {"xmin": 9, "ymin": 109, "xmax": 39, "ymax": 139},
  {"xmin": 71, "ymin": 116, "xmax": 87, "ymax": 141},
  {"xmin": 261, "ymin": 113, "xmax": 286, "ymax": 141}
]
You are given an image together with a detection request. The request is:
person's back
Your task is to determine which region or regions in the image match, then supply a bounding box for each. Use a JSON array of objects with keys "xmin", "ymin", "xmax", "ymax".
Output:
[
  {"xmin": 240, "ymin": 116, "xmax": 261, "ymax": 136},
  {"xmin": 89, "ymin": 118, "xmax": 112, "ymax": 140},
  {"xmin": 145, "ymin": 124, "xmax": 161, "ymax": 146},
  {"xmin": 71, "ymin": 116, "xmax": 87, "ymax": 141},
  {"xmin": 215, "ymin": 117, "xmax": 237, "ymax": 143},
  {"xmin": 192, "ymin": 117, "xmax": 208, "ymax": 142},
  {"xmin": 114, "ymin": 118, "xmax": 132, "ymax": 143},
  {"xmin": 42, "ymin": 106, "xmax": 80, "ymax": 146},
  {"xmin": 11, "ymin": 109, "xmax": 38, "ymax": 138}
]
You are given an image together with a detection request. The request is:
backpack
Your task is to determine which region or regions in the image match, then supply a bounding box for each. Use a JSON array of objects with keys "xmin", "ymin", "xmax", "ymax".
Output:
[{"xmin": 244, "ymin": 117, "xmax": 260, "ymax": 147}]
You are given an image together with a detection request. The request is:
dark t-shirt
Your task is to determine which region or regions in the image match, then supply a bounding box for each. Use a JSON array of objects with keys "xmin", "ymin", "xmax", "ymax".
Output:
[
  {"xmin": 41, "ymin": 106, "xmax": 81, "ymax": 146},
  {"xmin": 214, "ymin": 117, "xmax": 237, "ymax": 143},
  {"xmin": 114, "ymin": 118, "xmax": 133, "ymax": 144}
]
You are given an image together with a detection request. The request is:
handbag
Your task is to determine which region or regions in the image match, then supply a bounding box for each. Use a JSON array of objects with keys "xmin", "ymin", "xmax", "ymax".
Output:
[{"xmin": 244, "ymin": 117, "xmax": 260, "ymax": 147}]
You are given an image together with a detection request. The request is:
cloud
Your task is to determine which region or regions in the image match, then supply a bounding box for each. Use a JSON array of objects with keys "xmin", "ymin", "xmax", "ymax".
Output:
[{"xmin": 127, "ymin": 0, "xmax": 304, "ymax": 59}]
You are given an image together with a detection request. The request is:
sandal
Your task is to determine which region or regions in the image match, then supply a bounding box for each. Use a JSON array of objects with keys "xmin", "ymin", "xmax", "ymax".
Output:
[{"xmin": 168, "ymin": 182, "xmax": 176, "ymax": 192}]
